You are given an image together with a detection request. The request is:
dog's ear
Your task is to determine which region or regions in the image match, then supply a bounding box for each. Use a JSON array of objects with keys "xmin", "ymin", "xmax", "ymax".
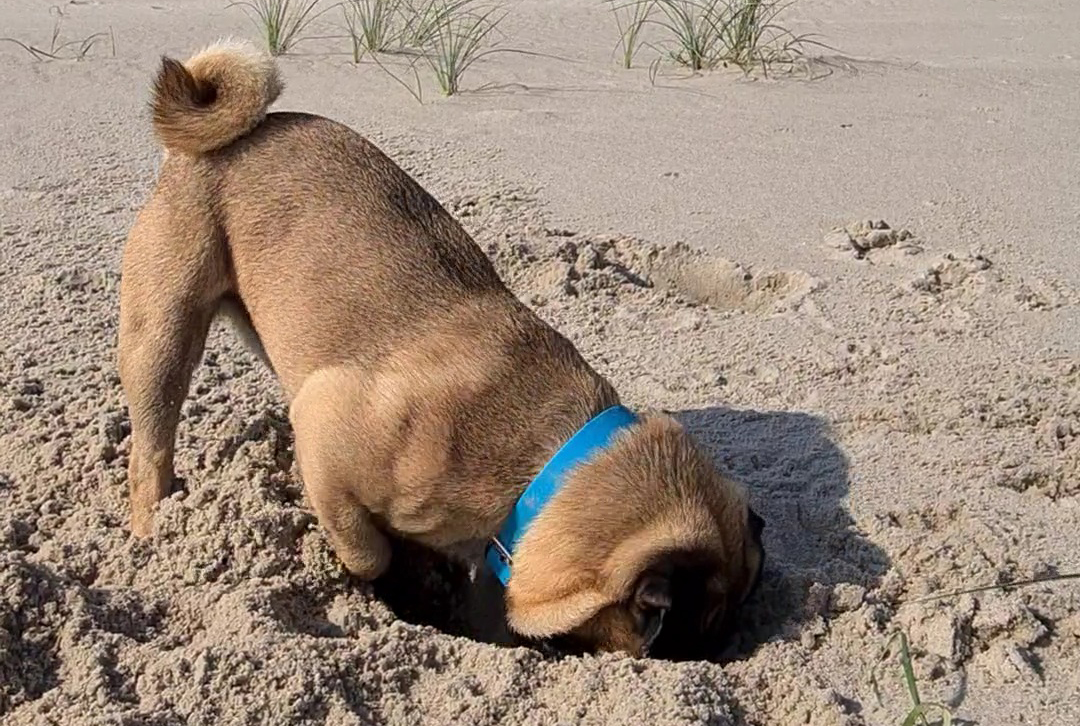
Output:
[
  {"xmin": 631, "ymin": 570, "xmax": 673, "ymax": 651},
  {"xmin": 504, "ymin": 584, "xmax": 609, "ymax": 638},
  {"xmin": 634, "ymin": 571, "xmax": 673, "ymax": 612}
]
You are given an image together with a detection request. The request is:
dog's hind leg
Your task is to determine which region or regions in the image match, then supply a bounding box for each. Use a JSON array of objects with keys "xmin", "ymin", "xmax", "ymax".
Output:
[{"xmin": 118, "ymin": 194, "xmax": 228, "ymax": 538}]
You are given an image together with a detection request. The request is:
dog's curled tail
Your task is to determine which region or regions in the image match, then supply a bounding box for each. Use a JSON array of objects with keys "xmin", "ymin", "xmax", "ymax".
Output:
[{"xmin": 151, "ymin": 40, "xmax": 283, "ymax": 155}]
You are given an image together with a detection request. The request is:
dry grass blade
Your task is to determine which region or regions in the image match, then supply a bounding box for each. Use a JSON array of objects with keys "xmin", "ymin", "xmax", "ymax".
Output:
[
  {"xmin": 1, "ymin": 7, "xmax": 115, "ymax": 61},
  {"xmin": 229, "ymin": 0, "xmax": 326, "ymax": 55},
  {"xmin": 0, "ymin": 37, "xmax": 59, "ymax": 61},
  {"xmin": 61, "ymin": 31, "xmax": 111, "ymax": 59},
  {"xmin": 911, "ymin": 571, "xmax": 1080, "ymax": 603}
]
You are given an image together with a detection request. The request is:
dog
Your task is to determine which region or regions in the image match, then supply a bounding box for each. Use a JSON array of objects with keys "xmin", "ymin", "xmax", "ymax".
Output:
[{"xmin": 117, "ymin": 40, "xmax": 765, "ymax": 659}]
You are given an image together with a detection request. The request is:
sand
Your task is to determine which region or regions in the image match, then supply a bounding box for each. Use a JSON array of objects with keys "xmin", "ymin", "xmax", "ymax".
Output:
[{"xmin": 2, "ymin": 0, "xmax": 1079, "ymax": 723}]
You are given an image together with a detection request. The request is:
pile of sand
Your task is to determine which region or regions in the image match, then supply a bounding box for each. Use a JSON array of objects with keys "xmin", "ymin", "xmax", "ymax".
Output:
[{"xmin": 3, "ymin": 165, "xmax": 1077, "ymax": 722}]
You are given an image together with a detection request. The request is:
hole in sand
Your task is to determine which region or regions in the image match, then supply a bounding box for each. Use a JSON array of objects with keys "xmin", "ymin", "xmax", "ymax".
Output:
[{"xmin": 648, "ymin": 247, "xmax": 818, "ymax": 313}]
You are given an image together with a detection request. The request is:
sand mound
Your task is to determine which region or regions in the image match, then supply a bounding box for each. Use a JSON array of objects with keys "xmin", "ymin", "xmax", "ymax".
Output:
[
  {"xmin": 4, "ymin": 162, "xmax": 1077, "ymax": 722},
  {"xmin": 0, "ymin": 166, "xmax": 857, "ymax": 724}
]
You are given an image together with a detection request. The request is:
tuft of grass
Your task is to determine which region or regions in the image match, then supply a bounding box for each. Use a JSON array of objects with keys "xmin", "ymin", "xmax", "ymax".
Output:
[
  {"xmin": 341, "ymin": 0, "xmax": 469, "ymax": 61},
  {"xmin": 718, "ymin": 0, "xmax": 820, "ymax": 75},
  {"xmin": 606, "ymin": 0, "xmax": 654, "ymax": 69},
  {"xmin": 629, "ymin": 0, "xmax": 820, "ymax": 77},
  {"xmin": 1, "ymin": 6, "xmax": 115, "ymax": 61},
  {"xmin": 229, "ymin": 0, "xmax": 325, "ymax": 55},
  {"xmin": 345, "ymin": 0, "xmax": 559, "ymax": 100},
  {"xmin": 420, "ymin": 0, "xmax": 506, "ymax": 96},
  {"xmin": 870, "ymin": 631, "xmax": 954, "ymax": 726},
  {"xmin": 400, "ymin": 0, "xmax": 467, "ymax": 48},
  {"xmin": 725, "ymin": 0, "xmax": 774, "ymax": 64},
  {"xmin": 650, "ymin": 0, "xmax": 726, "ymax": 72},
  {"xmin": 343, "ymin": 0, "xmax": 405, "ymax": 58}
]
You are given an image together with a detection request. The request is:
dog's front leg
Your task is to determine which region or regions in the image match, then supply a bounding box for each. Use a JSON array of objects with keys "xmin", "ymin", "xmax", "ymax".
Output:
[
  {"xmin": 305, "ymin": 483, "xmax": 392, "ymax": 580},
  {"xmin": 290, "ymin": 367, "xmax": 392, "ymax": 580}
]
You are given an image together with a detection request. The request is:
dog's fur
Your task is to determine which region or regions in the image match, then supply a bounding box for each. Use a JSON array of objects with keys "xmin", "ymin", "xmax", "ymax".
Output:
[{"xmin": 118, "ymin": 40, "xmax": 765, "ymax": 658}]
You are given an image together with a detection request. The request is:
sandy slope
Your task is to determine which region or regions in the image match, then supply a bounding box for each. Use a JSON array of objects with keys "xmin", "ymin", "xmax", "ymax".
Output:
[{"xmin": 2, "ymin": 0, "xmax": 1079, "ymax": 723}]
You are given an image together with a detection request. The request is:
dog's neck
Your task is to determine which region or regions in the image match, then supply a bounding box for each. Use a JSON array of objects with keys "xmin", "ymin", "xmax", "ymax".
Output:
[{"xmin": 485, "ymin": 405, "xmax": 639, "ymax": 585}]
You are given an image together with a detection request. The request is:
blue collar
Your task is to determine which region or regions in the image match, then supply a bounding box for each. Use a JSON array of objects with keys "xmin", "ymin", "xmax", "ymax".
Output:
[{"xmin": 485, "ymin": 404, "xmax": 639, "ymax": 586}]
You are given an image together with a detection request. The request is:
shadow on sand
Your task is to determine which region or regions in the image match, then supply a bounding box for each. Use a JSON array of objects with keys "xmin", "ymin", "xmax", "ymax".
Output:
[{"xmin": 674, "ymin": 406, "xmax": 890, "ymax": 660}]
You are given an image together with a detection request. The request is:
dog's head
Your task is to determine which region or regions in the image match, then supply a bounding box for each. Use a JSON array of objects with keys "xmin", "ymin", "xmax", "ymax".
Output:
[{"xmin": 503, "ymin": 413, "xmax": 765, "ymax": 659}]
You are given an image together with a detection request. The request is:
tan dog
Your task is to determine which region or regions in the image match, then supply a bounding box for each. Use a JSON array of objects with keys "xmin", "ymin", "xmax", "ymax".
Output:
[{"xmin": 117, "ymin": 40, "xmax": 765, "ymax": 659}]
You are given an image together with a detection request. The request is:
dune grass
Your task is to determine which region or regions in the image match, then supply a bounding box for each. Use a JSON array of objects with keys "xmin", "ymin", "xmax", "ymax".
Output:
[
  {"xmin": 231, "ymin": 0, "xmax": 818, "ymax": 98},
  {"xmin": 343, "ymin": 0, "xmax": 405, "ymax": 58},
  {"xmin": 605, "ymin": 0, "xmax": 819, "ymax": 76},
  {"xmin": 400, "ymin": 0, "xmax": 468, "ymax": 48},
  {"xmin": 1, "ymin": 6, "xmax": 115, "ymax": 61},
  {"xmin": 650, "ymin": 0, "xmax": 724, "ymax": 71},
  {"xmin": 230, "ymin": 0, "xmax": 326, "ymax": 55},
  {"xmin": 606, "ymin": 0, "xmax": 654, "ymax": 69},
  {"xmin": 342, "ymin": 0, "xmax": 483, "ymax": 59},
  {"xmin": 871, "ymin": 631, "xmax": 954, "ymax": 726},
  {"xmin": 421, "ymin": 1, "xmax": 506, "ymax": 95},
  {"xmin": 342, "ymin": 0, "xmax": 505, "ymax": 98},
  {"xmin": 717, "ymin": 0, "xmax": 819, "ymax": 71}
]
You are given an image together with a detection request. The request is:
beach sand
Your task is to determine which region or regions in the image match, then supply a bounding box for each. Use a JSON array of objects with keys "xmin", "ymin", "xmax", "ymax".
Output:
[{"xmin": 1, "ymin": 0, "xmax": 1078, "ymax": 723}]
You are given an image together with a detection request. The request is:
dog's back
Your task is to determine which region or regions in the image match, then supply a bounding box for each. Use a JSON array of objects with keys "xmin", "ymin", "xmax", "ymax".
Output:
[
  {"xmin": 196, "ymin": 111, "xmax": 519, "ymax": 394},
  {"xmin": 144, "ymin": 42, "xmax": 591, "ymax": 401},
  {"xmin": 123, "ymin": 40, "xmax": 618, "ymax": 540}
]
